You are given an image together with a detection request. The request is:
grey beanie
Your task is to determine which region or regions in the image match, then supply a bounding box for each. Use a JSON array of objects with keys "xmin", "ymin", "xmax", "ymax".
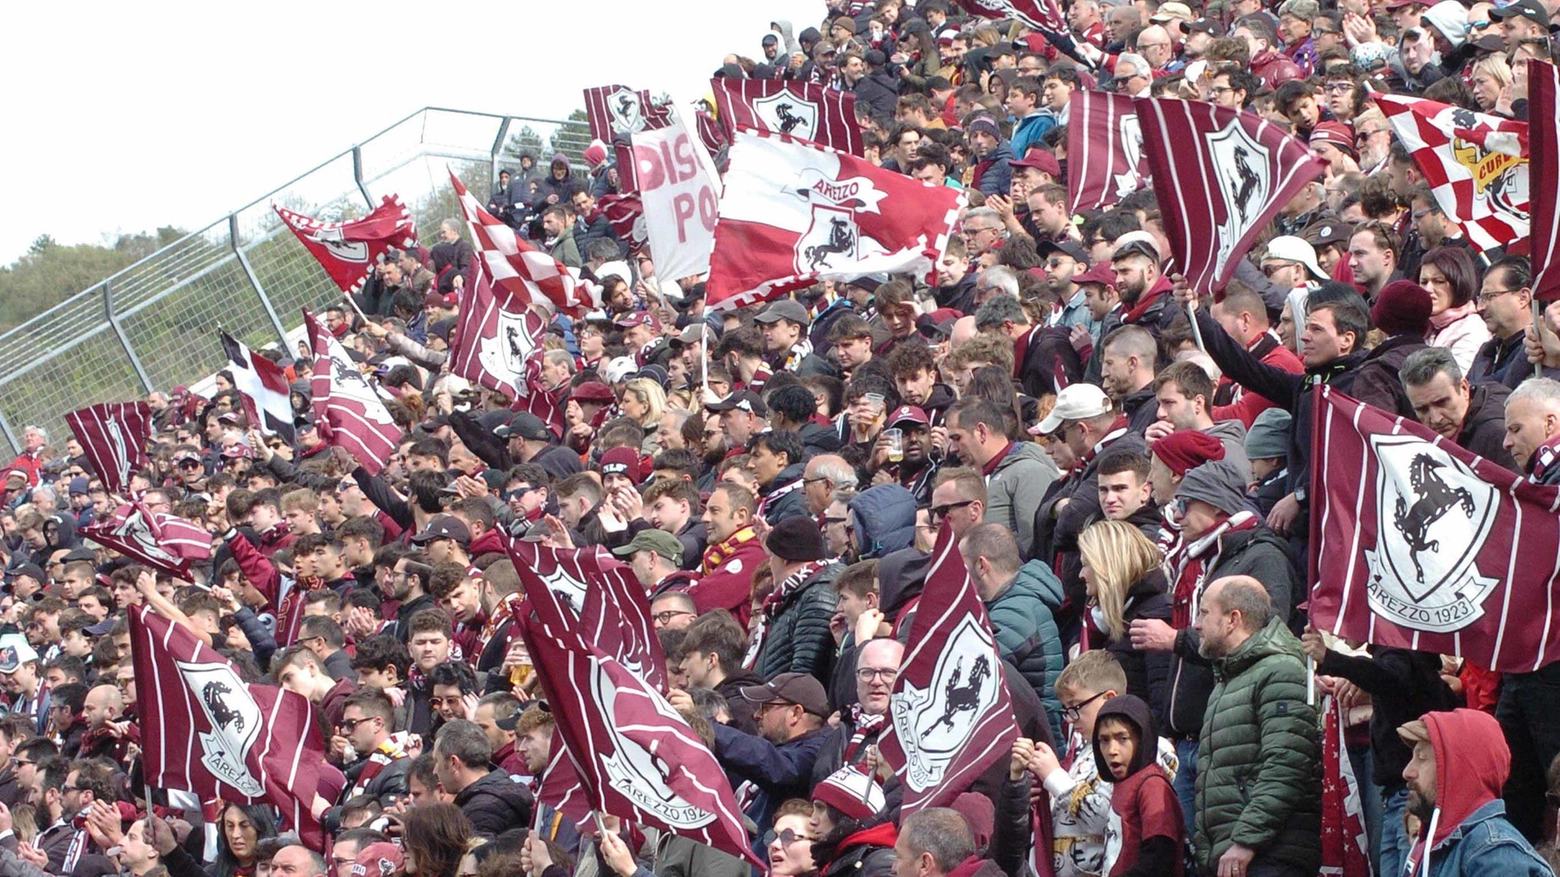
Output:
[
  {"xmin": 1175, "ymin": 459, "xmax": 1250, "ymax": 516},
  {"xmin": 1244, "ymin": 408, "xmax": 1292, "ymax": 461}
]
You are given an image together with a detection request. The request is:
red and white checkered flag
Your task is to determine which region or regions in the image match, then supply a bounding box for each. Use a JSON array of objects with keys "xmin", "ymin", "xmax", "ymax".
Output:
[
  {"xmin": 449, "ymin": 169, "xmax": 600, "ymax": 318},
  {"xmin": 274, "ymin": 195, "xmax": 417, "ymax": 294},
  {"xmin": 305, "ymin": 309, "xmax": 401, "ymax": 475},
  {"xmin": 1375, "ymin": 93, "xmax": 1529, "ymax": 254},
  {"xmin": 84, "ymin": 500, "xmax": 212, "ymax": 581},
  {"xmin": 65, "ymin": 402, "xmax": 152, "ymax": 495}
]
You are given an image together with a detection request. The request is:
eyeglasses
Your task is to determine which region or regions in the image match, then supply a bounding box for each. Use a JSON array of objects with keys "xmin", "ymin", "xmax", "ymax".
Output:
[
  {"xmin": 823, "ymin": 515, "xmax": 848, "ymax": 525},
  {"xmin": 769, "ymin": 828, "xmax": 810, "ymax": 848},
  {"xmin": 856, "ymin": 667, "xmax": 899, "ymax": 682},
  {"xmin": 1261, "ymin": 262, "xmax": 1298, "ymax": 278},
  {"xmin": 1324, "ymin": 82, "xmax": 1355, "ymax": 93},
  {"xmin": 1477, "ymin": 287, "xmax": 1523, "ymax": 303},
  {"xmin": 178, "ymin": 460, "xmax": 202, "ymax": 470},
  {"xmin": 802, "ymin": 477, "xmax": 831, "ymax": 486},
  {"xmin": 1411, "ymin": 207, "xmax": 1437, "ymax": 221},
  {"xmin": 1062, "ymin": 690, "xmax": 1109, "ymax": 722},
  {"xmin": 1355, "ymin": 129, "xmax": 1388, "ymax": 143},
  {"xmin": 653, "ymin": 609, "xmax": 695, "ymax": 625},
  {"xmin": 929, "ymin": 499, "xmax": 976, "ymax": 522}
]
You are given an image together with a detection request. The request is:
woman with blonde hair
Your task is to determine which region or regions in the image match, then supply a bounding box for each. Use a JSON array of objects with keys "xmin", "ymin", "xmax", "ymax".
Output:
[
  {"xmin": 1470, "ymin": 55, "xmax": 1513, "ymax": 113},
  {"xmin": 620, "ymin": 378, "xmax": 668, "ymax": 455},
  {"xmin": 1077, "ymin": 520, "xmax": 1173, "ymax": 715}
]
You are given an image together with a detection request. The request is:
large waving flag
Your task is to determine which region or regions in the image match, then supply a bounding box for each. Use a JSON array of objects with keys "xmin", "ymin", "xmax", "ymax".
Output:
[
  {"xmin": 707, "ymin": 127, "xmax": 962, "ymax": 312},
  {"xmin": 1067, "ymin": 90, "xmax": 1149, "ymax": 213},
  {"xmin": 1134, "ymin": 98, "xmax": 1327, "ymax": 296},
  {"xmin": 878, "ymin": 524, "xmax": 1020, "ymax": 813},
  {"xmin": 1319, "ymin": 694, "xmax": 1371, "ymax": 877},
  {"xmin": 450, "ymin": 170, "xmax": 600, "ymax": 317},
  {"xmin": 130, "ymin": 605, "xmax": 331, "ymax": 849},
  {"xmin": 447, "ymin": 269, "xmax": 564, "ymax": 437},
  {"xmin": 65, "ymin": 402, "xmax": 152, "ymax": 495},
  {"xmin": 305, "ymin": 309, "xmax": 401, "ymax": 474},
  {"xmin": 513, "ymin": 550, "xmax": 757, "ymax": 865},
  {"xmin": 1525, "ymin": 60, "xmax": 1560, "ymax": 300},
  {"xmin": 583, "ymin": 85, "xmax": 673, "ymax": 143},
  {"xmin": 220, "ymin": 332, "xmax": 297, "ymax": 443},
  {"xmin": 85, "ymin": 500, "xmax": 212, "ymax": 581},
  {"xmin": 1310, "ymin": 386, "xmax": 1560, "ymax": 672},
  {"xmin": 1375, "ymin": 93, "xmax": 1528, "ymax": 254},
  {"xmin": 953, "ymin": 0, "xmax": 1067, "ymax": 31},
  {"xmin": 712, "ymin": 79, "xmax": 863, "ymax": 155},
  {"xmin": 274, "ymin": 195, "xmax": 417, "ymax": 294}
]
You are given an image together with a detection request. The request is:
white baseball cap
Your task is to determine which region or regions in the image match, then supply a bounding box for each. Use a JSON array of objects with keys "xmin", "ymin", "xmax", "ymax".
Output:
[
  {"xmin": 1263, "ymin": 235, "xmax": 1328, "ymax": 282},
  {"xmin": 1032, "ymin": 383, "xmax": 1115, "ymax": 436}
]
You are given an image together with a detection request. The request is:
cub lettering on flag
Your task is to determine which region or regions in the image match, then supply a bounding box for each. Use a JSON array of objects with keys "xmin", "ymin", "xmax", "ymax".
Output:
[
  {"xmin": 1524, "ymin": 60, "xmax": 1560, "ymax": 300},
  {"xmin": 1375, "ymin": 93, "xmax": 1528, "ymax": 254},
  {"xmin": 712, "ymin": 79, "xmax": 864, "ymax": 155},
  {"xmin": 707, "ymin": 127, "xmax": 961, "ymax": 311},
  {"xmin": 1134, "ymin": 98, "xmax": 1326, "ymax": 295},
  {"xmin": 1066, "ymin": 90, "xmax": 1149, "ymax": 213},
  {"xmin": 878, "ymin": 524, "xmax": 1019, "ymax": 813},
  {"xmin": 450, "ymin": 170, "xmax": 599, "ymax": 317},
  {"xmin": 274, "ymin": 195, "xmax": 417, "ymax": 294},
  {"xmin": 583, "ymin": 85, "xmax": 672, "ymax": 143},
  {"xmin": 1309, "ymin": 386, "xmax": 1560, "ymax": 672},
  {"xmin": 65, "ymin": 402, "xmax": 152, "ymax": 495},
  {"xmin": 221, "ymin": 332, "xmax": 298, "ymax": 443},
  {"xmin": 130, "ymin": 605, "xmax": 331, "ymax": 849},
  {"xmin": 305, "ymin": 309, "xmax": 401, "ymax": 474},
  {"xmin": 84, "ymin": 500, "xmax": 212, "ymax": 581}
]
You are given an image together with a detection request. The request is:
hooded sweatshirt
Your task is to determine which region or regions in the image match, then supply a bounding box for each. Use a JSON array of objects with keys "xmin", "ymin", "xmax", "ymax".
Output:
[{"xmin": 1093, "ymin": 696, "xmax": 1184, "ymax": 877}]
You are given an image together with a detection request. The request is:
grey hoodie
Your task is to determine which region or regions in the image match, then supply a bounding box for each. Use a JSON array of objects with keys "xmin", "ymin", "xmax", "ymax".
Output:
[{"xmin": 987, "ymin": 441, "xmax": 1061, "ymax": 558}]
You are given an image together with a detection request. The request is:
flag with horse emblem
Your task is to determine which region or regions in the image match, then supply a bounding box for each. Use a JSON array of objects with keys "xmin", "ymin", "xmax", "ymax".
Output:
[
  {"xmin": 877, "ymin": 523, "xmax": 1019, "ymax": 813},
  {"xmin": 446, "ymin": 268, "xmax": 563, "ymax": 436},
  {"xmin": 1066, "ymin": 90, "xmax": 1150, "ymax": 213},
  {"xmin": 65, "ymin": 402, "xmax": 152, "ymax": 495},
  {"xmin": 712, "ymin": 79, "xmax": 864, "ymax": 155},
  {"xmin": 1375, "ymin": 92, "xmax": 1528, "ymax": 254},
  {"xmin": 583, "ymin": 85, "xmax": 672, "ymax": 143},
  {"xmin": 305, "ymin": 309, "xmax": 402, "ymax": 475},
  {"xmin": 707, "ymin": 127, "xmax": 961, "ymax": 311},
  {"xmin": 274, "ymin": 195, "xmax": 417, "ymax": 294},
  {"xmin": 1309, "ymin": 386, "xmax": 1560, "ymax": 672},
  {"xmin": 84, "ymin": 500, "xmax": 212, "ymax": 581}
]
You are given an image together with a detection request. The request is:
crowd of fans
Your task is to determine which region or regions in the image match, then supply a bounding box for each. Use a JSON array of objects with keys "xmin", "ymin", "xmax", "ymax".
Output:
[{"xmin": 9, "ymin": 0, "xmax": 1560, "ymax": 876}]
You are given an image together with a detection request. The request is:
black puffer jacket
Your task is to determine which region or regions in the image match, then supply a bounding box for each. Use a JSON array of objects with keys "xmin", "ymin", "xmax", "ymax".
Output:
[
  {"xmin": 753, "ymin": 562, "xmax": 842, "ymax": 684},
  {"xmin": 1104, "ymin": 569, "xmax": 1174, "ymax": 719},
  {"xmin": 454, "ymin": 769, "xmax": 536, "ymax": 837}
]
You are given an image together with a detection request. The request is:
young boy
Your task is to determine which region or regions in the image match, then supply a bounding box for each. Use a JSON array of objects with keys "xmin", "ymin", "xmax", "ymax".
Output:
[
  {"xmin": 1013, "ymin": 651, "xmax": 1178, "ymax": 877},
  {"xmin": 1092, "ymin": 694, "xmax": 1184, "ymax": 877}
]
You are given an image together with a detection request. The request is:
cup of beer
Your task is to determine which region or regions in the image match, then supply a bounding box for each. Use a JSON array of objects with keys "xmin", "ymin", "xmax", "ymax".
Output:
[{"xmin": 883, "ymin": 428, "xmax": 904, "ymax": 463}]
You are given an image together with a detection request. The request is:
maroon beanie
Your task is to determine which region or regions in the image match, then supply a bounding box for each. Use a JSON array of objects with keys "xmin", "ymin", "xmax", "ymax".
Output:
[
  {"xmin": 600, "ymin": 446, "xmax": 644, "ymax": 486},
  {"xmin": 1371, "ymin": 280, "xmax": 1434, "ymax": 338},
  {"xmin": 1150, "ymin": 430, "xmax": 1227, "ymax": 477}
]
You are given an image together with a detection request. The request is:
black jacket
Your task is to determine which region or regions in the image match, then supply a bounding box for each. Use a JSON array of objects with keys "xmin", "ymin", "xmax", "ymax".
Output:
[
  {"xmin": 454, "ymin": 769, "xmax": 536, "ymax": 838},
  {"xmin": 1455, "ymin": 383, "xmax": 1518, "ymax": 470},
  {"xmin": 1105, "ymin": 569, "xmax": 1175, "ymax": 719},
  {"xmin": 1468, "ymin": 330, "xmax": 1529, "ymax": 390},
  {"xmin": 1317, "ymin": 647, "xmax": 1458, "ymax": 791},
  {"xmin": 713, "ymin": 669, "xmax": 766, "ymax": 735},
  {"xmin": 753, "ymin": 563, "xmax": 842, "ymax": 684}
]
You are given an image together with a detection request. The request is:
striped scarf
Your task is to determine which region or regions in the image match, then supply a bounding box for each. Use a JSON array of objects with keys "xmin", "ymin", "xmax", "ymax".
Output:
[
  {"xmin": 702, "ymin": 527, "xmax": 758, "ymax": 575},
  {"xmin": 1166, "ymin": 510, "xmax": 1259, "ymax": 629},
  {"xmin": 843, "ymin": 705, "xmax": 887, "ymax": 763}
]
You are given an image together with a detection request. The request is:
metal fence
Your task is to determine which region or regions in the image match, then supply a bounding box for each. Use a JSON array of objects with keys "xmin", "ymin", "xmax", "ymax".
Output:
[{"xmin": 0, "ymin": 107, "xmax": 592, "ymax": 456}]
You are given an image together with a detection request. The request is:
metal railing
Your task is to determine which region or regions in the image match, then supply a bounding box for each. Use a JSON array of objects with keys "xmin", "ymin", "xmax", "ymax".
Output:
[{"xmin": 0, "ymin": 107, "xmax": 592, "ymax": 456}]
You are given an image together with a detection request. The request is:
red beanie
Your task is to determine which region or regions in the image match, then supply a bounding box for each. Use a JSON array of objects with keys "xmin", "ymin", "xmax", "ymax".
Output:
[
  {"xmin": 1371, "ymin": 280, "xmax": 1433, "ymax": 338},
  {"xmin": 1151, "ymin": 430, "xmax": 1227, "ymax": 476}
]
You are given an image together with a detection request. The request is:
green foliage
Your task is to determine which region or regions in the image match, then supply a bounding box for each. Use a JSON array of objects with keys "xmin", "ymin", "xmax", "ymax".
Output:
[{"xmin": 0, "ymin": 227, "xmax": 185, "ymax": 332}]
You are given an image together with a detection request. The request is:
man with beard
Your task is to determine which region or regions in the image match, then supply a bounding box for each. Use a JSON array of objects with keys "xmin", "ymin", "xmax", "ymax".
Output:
[
  {"xmin": 868, "ymin": 406, "xmax": 939, "ymax": 504},
  {"xmin": 35, "ymin": 759, "xmax": 116, "ymax": 876},
  {"xmin": 1041, "ymin": 240, "xmax": 1095, "ymax": 335},
  {"xmin": 1110, "ymin": 234, "xmax": 1174, "ymax": 332},
  {"xmin": 388, "ymin": 554, "xmax": 436, "ymax": 644}
]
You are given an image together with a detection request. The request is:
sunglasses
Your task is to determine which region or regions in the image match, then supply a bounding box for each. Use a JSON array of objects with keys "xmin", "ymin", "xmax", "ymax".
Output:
[{"xmin": 928, "ymin": 499, "xmax": 976, "ymax": 521}]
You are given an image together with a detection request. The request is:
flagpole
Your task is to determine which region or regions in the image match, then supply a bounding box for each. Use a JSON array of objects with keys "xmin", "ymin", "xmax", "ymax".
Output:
[
  {"xmin": 341, "ymin": 290, "xmax": 371, "ymax": 326},
  {"xmin": 1187, "ymin": 300, "xmax": 1206, "ymax": 353},
  {"xmin": 1306, "ymin": 656, "xmax": 1316, "ymax": 707},
  {"xmin": 1535, "ymin": 299, "xmax": 1545, "ymax": 379}
]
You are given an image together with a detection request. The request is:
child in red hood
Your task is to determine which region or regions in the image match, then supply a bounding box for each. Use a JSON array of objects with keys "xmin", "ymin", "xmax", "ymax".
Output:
[{"xmin": 1092, "ymin": 694, "xmax": 1185, "ymax": 877}]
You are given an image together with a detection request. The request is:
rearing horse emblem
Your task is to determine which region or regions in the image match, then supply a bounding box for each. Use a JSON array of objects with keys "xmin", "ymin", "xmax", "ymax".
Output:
[
  {"xmin": 1393, "ymin": 453, "xmax": 1476, "ymax": 584},
  {"xmin": 922, "ymin": 654, "xmax": 992, "ymax": 739}
]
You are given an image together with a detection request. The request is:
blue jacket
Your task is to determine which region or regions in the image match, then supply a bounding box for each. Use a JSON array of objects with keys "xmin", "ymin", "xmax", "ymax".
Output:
[
  {"xmin": 713, "ymin": 724, "xmax": 829, "ymax": 838},
  {"xmin": 1420, "ymin": 800, "xmax": 1554, "ymax": 877},
  {"xmin": 972, "ymin": 141, "xmax": 1014, "ymax": 196},
  {"xmin": 1008, "ymin": 112, "xmax": 1057, "ymax": 162},
  {"xmin": 988, "ymin": 560, "xmax": 1067, "ymax": 743},
  {"xmin": 848, "ymin": 484, "xmax": 917, "ymax": 559}
]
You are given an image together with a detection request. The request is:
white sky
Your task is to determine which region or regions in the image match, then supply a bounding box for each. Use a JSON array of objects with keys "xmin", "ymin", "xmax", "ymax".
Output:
[{"xmin": 0, "ymin": 0, "xmax": 822, "ymax": 266}]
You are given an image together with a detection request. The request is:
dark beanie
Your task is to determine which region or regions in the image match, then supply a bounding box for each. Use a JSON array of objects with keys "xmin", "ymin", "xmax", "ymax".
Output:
[
  {"xmin": 1150, "ymin": 430, "xmax": 1226, "ymax": 477},
  {"xmin": 766, "ymin": 516, "xmax": 825, "ymax": 562},
  {"xmin": 1371, "ymin": 280, "xmax": 1433, "ymax": 338}
]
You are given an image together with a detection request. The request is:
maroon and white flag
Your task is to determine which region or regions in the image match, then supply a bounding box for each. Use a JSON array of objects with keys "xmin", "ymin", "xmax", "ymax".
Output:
[
  {"xmin": 707, "ymin": 127, "xmax": 962, "ymax": 311},
  {"xmin": 1310, "ymin": 386, "xmax": 1560, "ymax": 672},
  {"xmin": 598, "ymin": 192, "xmax": 648, "ymax": 250},
  {"xmin": 85, "ymin": 500, "xmax": 212, "ymax": 581},
  {"xmin": 712, "ymin": 79, "xmax": 864, "ymax": 155},
  {"xmin": 274, "ymin": 195, "xmax": 417, "ymax": 295},
  {"xmin": 954, "ymin": 0, "xmax": 1067, "ymax": 32},
  {"xmin": 1134, "ymin": 98, "xmax": 1326, "ymax": 295},
  {"xmin": 536, "ymin": 725, "xmax": 592, "ymax": 827},
  {"xmin": 1066, "ymin": 90, "xmax": 1149, "ymax": 213},
  {"xmin": 1526, "ymin": 60, "xmax": 1560, "ymax": 300},
  {"xmin": 130, "ymin": 604, "xmax": 330, "ymax": 849},
  {"xmin": 450, "ymin": 170, "xmax": 600, "ymax": 317},
  {"xmin": 447, "ymin": 270, "xmax": 564, "ymax": 440},
  {"xmin": 878, "ymin": 524, "xmax": 1019, "ymax": 813},
  {"xmin": 221, "ymin": 332, "xmax": 297, "ymax": 443},
  {"xmin": 305, "ymin": 309, "xmax": 401, "ymax": 475},
  {"xmin": 65, "ymin": 402, "xmax": 152, "ymax": 495},
  {"xmin": 583, "ymin": 85, "xmax": 672, "ymax": 143},
  {"xmin": 514, "ymin": 555, "xmax": 757, "ymax": 865}
]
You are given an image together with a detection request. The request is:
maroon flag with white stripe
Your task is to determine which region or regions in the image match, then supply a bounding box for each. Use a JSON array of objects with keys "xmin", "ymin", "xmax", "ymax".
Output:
[
  {"xmin": 274, "ymin": 195, "xmax": 417, "ymax": 294},
  {"xmin": 878, "ymin": 523, "xmax": 1019, "ymax": 813},
  {"xmin": 1309, "ymin": 386, "xmax": 1560, "ymax": 672},
  {"xmin": 447, "ymin": 269, "xmax": 564, "ymax": 438},
  {"xmin": 221, "ymin": 332, "xmax": 297, "ymax": 443},
  {"xmin": 84, "ymin": 500, "xmax": 212, "ymax": 581},
  {"xmin": 712, "ymin": 79, "xmax": 864, "ymax": 155},
  {"xmin": 1134, "ymin": 98, "xmax": 1326, "ymax": 296},
  {"xmin": 536, "ymin": 726, "xmax": 592, "ymax": 827},
  {"xmin": 514, "ymin": 553, "xmax": 758, "ymax": 865},
  {"xmin": 305, "ymin": 309, "xmax": 401, "ymax": 475},
  {"xmin": 450, "ymin": 170, "xmax": 600, "ymax": 317},
  {"xmin": 1066, "ymin": 90, "xmax": 1149, "ymax": 213},
  {"xmin": 954, "ymin": 0, "xmax": 1067, "ymax": 31},
  {"xmin": 1526, "ymin": 60, "xmax": 1560, "ymax": 300},
  {"xmin": 583, "ymin": 85, "xmax": 673, "ymax": 143},
  {"xmin": 129, "ymin": 604, "xmax": 330, "ymax": 849},
  {"xmin": 598, "ymin": 193, "xmax": 648, "ymax": 249},
  {"xmin": 65, "ymin": 402, "xmax": 152, "ymax": 495}
]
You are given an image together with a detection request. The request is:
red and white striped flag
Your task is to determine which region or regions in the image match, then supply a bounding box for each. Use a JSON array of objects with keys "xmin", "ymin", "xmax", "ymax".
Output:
[
  {"xmin": 712, "ymin": 79, "xmax": 864, "ymax": 155},
  {"xmin": 447, "ymin": 269, "xmax": 564, "ymax": 438},
  {"xmin": 878, "ymin": 523, "xmax": 1020, "ymax": 813},
  {"xmin": 707, "ymin": 127, "xmax": 962, "ymax": 311},
  {"xmin": 598, "ymin": 193, "xmax": 647, "ymax": 249},
  {"xmin": 514, "ymin": 549, "xmax": 759, "ymax": 866},
  {"xmin": 954, "ymin": 0, "xmax": 1067, "ymax": 32},
  {"xmin": 1310, "ymin": 386, "xmax": 1560, "ymax": 672},
  {"xmin": 583, "ymin": 85, "xmax": 672, "ymax": 143},
  {"xmin": 1319, "ymin": 694, "xmax": 1371, "ymax": 877},
  {"xmin": 1066, "ymin": 90, "xmax": 1149, "ymax": 213},
  {"xmin": 1134, "ymin": 98, "xmax": 1326, "ymax": 296},
  {"xmin": 221, "ymin": 332, "xmax": 297, "ymax": 443},
  {"xmin": 1375, "ymin": 93, "xmax": 1529, "ymax": 254},
  {"xmin": 305, "ymin": 309, "xmax": 401, "ymax": 475},
  {"xmin": 85, "ymin": 500, "xmax": 212, "ymax": 581},
  {"xmin": 1525, "ymin": 60, "xmax": 1560, "ymax": 300},
  {"xmin": 274, "ymin": 195, "xmax": 417, "ymax": 294},
  {"xmin": 129, "ymin": 604, "xmax": 331, "ymax": 849},
  {"xmin": 450, "ymin": 170, "xmax": 600, "ymax": 318},
  {"xmin": 65, "ymin": 402, "xmax": 152, "ymax": 495}
]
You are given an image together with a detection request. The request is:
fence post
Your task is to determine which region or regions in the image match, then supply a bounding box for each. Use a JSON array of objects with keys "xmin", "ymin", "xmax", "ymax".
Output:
[
  {"xmin": 104, "ymin": 279, "xmax": 155, "ymax": 393},
  {"xmin": 229, "ymin": 214, "xmax": 290, "ymax": 348},
  {"xmin": 490, "ymin": 118, "xmax": 512, "ymax": 186},
  {"xmin": 0, "ymin": 407, "xmax": 19, "ymax": 457},
  {"xmin": 353, "ymin": 145, "xmax": 374, "ymax": 208}
]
